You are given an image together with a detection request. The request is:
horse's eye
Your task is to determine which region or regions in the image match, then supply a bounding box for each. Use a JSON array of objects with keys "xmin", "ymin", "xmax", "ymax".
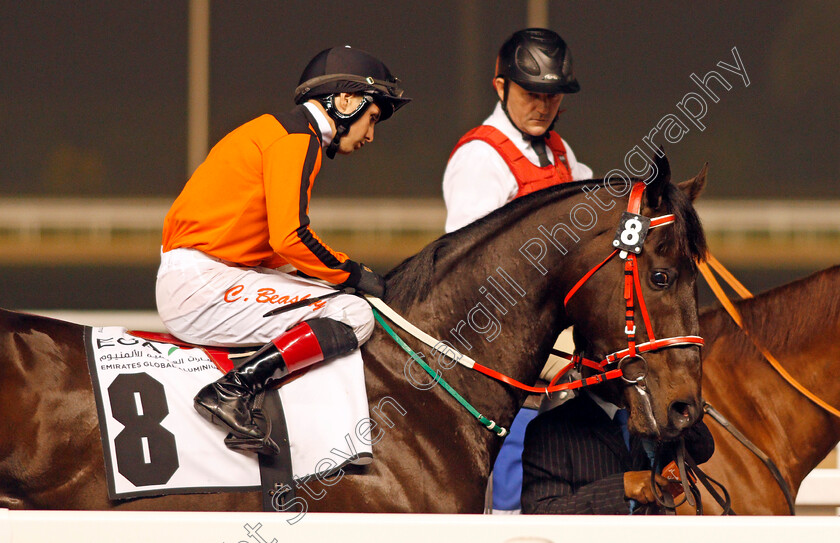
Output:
[{"xmin": 650, "ymin": 270, "xmax": 671, "ymax": 289}]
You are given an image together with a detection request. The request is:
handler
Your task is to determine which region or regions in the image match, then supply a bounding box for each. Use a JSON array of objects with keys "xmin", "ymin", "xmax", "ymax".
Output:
[
  {"xmin": 156, "ymin": 45, "xmax": 410, "ymax": 455},
  {"xmin": 442, "ymin": 27, "xmax": 592, "ymax": 233},
  {"xmin": 521, "ymin": 389, "xmax": 715, "ymax": 514},
  {"xmin": 442, "ymin": 27, "xmax": 592, "ymax": 513}
]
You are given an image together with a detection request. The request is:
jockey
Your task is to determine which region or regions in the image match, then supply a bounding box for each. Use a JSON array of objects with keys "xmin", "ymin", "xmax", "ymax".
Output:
[
  {"xmin": 443, "ymin": 27, "xmax": 593, "ymax": 233},
  {"xmin": 442, "ymin": 28, "xmax": 592, "ymax": 513},
  {"xmin": 156, "ymin": 46, "xmax": 410, "ymax": 455}
]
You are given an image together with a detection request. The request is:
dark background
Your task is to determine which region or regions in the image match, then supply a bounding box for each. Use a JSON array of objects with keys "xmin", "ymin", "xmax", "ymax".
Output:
[
  {"xmin": 0, "ymin": 1, "xmax": 837, "ymax": 312},
  {"xmin": 2, "ymin": 1, "xmax": 838, "ymax": 199}
]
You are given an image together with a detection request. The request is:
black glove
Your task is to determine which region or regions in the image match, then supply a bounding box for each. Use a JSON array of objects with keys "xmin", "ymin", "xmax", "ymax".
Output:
[{"xmin": 354, "ymin": 263, "xmax": 386, "ymax": 298}]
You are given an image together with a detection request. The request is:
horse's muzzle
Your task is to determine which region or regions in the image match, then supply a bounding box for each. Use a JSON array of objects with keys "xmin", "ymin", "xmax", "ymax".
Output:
[{"xmin": 668, "ymin": 398, "xmax": 701, "ymax": 432}]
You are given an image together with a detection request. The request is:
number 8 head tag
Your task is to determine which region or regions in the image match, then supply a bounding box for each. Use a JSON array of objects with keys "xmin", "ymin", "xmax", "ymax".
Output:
[{"xmin": 612, "ymin": 212, "xmax": 652, "ymax": 255}]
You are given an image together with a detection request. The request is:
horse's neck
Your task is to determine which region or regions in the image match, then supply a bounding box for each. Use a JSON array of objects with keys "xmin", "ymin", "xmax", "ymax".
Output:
[
  {"xmin": 702, "ymin": 268, "xmax": 840, "ymax": 486},
  {"xmin": 400, "ymin": 217, "xmax": 598, "ymax": 392},
  {"xmin": 384, "ymin": 191, "xmax": 607, "ymax": 421}
]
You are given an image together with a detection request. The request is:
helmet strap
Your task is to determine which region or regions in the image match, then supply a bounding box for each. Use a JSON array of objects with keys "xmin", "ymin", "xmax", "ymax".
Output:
[
  {"xmin": 498, "ymin": 78, "xmax": 562, "ymax": 140},
  {"xmin": 500, "ymin": 78, "xmax": 511, "ymax": 110},
  {"xmin": 499, "ymin": 77, "xmax": 531, "ymax": 136},
  {"xmin": 319, "ymin": 94, "xmax": 374, "ymax": 159},
  {"xmin": 324, "ymin": 124, "xmax": 345, "ymax": 159}
]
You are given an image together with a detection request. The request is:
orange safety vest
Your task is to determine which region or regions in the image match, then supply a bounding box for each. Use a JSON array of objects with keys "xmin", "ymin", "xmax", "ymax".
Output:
[{"xmin": 449, "ymin": 125, "xmax": 573, "ymax": 198}]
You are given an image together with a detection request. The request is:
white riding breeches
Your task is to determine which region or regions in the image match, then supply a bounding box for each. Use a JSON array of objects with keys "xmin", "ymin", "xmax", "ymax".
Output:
[{"xmin": 156, "ymin": 248, "xmax": 374, "ymax": 347}]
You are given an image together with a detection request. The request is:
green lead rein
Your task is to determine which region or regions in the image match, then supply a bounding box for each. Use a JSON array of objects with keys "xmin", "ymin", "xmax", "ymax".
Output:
[{"xmin": 371, "ymin": 307, "xmax": 507, "ymax": 437}]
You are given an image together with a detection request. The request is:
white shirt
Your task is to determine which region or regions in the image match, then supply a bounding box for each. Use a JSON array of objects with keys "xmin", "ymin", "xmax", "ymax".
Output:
[
  {"xmin": 442, "ymin": 102, "xmax": 593, "ymax": 233},
  {"xmin": 302, "ymin": 101, "xmax": 335, "ymax": 149}
]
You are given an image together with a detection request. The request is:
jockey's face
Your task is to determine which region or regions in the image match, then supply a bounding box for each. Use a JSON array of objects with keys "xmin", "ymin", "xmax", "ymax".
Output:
[
  {"xmin": 335, "ymin": 93, "xmax": 380, "ymax": 155},
  {"xmin": 495, "ymin": 79, "xmax": 564, "ymax": 137}
]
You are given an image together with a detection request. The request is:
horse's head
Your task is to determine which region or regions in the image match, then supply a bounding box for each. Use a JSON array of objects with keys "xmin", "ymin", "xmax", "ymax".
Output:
[{"xmin": 565, "ymin": 154, "xmax": 708, "ymax": 440}]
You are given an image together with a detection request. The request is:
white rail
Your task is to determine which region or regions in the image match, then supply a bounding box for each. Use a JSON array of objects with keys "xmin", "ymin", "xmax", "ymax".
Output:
[
  {"xmin": 28, "ymin": 310, "xmax": 166, "ymax": 331},
  {"xmin": 798, "ymin": 470, "xmax": 840, "ymax": 507},
  {"xmin": 1, "ymin": 198, "xmax": 839, "ymax": 237},
  {"xmin": 0, "ymin": 510, "xmax": 838, "ymax": 543}
]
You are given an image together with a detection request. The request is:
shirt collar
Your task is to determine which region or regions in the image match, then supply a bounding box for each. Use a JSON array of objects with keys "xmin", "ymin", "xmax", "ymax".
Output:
[
  {"xmin": 586, "ymin": 390, "xmax": 622, "ymax": 421},
  {"xmin": 485, "ymin": 102, "xmax": 554, "ymax": 166},
  {"xmin": 302, "ymin": 101, "xmax": 335, "ymax": 149}
]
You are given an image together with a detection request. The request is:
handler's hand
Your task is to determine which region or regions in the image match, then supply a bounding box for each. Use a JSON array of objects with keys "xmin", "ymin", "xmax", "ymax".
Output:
[{"xmin": 624, "ymin": 471, "xmax": 669, "ymax": 503}]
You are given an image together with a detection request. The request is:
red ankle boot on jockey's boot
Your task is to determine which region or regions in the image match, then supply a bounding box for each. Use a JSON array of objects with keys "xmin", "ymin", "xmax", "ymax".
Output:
[{"xmin": 193, "ymin": 317, "xmax": 358, "ymax": 455}]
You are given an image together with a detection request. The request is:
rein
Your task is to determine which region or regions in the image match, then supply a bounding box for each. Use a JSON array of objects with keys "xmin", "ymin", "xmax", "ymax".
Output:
[
  {"xmin": 697, "ymin": 253, "xmax": 826, "ymax": 515},
  {"xmin": 371, "ymin": 306, "xmax": 508, "ymax": 437},
  {"xmin": 368, "ymin": 296, "xmax": 625, "ymax": 394},
  {"xmin": 703, "ymin": 402, "xmax": 796, "ymax": 515},
  {"xmin": 699, "ymin": 253, "xmax": 840, "ymax": 418},
  {"xmin": 651, "ymin": 438, "xmax": 736, "ymax": 516}
]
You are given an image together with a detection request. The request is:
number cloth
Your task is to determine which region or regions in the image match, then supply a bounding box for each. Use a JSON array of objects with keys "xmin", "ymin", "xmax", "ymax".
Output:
[{"xmin": 86, "ymin": 327, "xmax": 372, "ymax": 499}]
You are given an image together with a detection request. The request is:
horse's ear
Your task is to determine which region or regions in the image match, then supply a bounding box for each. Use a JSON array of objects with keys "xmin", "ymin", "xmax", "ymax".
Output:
[
  {"xmin": 644, "ymin": 148, "xmax": 671, "ymax": 209},
  {"xmin": 677, "ymin": 162, "xmax": 708, "ymax": 203}
]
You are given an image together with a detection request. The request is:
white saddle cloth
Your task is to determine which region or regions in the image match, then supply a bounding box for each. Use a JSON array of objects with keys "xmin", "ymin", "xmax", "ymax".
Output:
[{"xmin": 86, "ymin": 326, "xmax": 372, "ymax": 499}]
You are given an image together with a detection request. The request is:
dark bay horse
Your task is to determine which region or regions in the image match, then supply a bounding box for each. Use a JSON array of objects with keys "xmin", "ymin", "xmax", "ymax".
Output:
[
  {"xmin": 0, "ymin": 156, "xmax": 708, "ymax": 512},
  {"xmin": 688, "ymin": 265, "xmax": 840, "ymax": 515}
]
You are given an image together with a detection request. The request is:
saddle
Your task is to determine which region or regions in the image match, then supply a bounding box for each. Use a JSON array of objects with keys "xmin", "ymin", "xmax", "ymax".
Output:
[
  {"xmin": 127, "ymin": 330, "xmax": 310, "ymax": 386},
  {"xmin": 128, "ymin": 330, "xmax": 241, "ymax": 373}
]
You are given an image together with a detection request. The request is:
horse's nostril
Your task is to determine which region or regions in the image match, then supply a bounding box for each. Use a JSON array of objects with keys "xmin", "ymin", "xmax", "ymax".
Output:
[{"xmin": 669, "ymin": 400, "xmax": 695, "ymax": 429}]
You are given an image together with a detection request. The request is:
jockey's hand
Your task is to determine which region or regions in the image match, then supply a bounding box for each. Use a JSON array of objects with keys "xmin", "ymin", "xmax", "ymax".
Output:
[
  {"xmin": 624, "ymin": 470, "xmax": 669, "ymax": 503},
  {"xmin": 354, "ymin": 263, "xmax": 386, "ymax": 298}
]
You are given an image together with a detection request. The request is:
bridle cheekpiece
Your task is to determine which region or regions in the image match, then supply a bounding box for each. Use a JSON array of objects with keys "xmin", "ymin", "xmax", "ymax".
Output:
[{"xmin": 552, "ymin": 181, "xmax": 705, "ymax": 390}]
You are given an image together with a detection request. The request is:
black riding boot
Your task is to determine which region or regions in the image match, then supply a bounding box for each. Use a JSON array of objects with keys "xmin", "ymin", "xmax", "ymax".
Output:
[
  {"xmin": 194, "ymin": 317, "xmax": 358, "ymax": 455},
  {"xmin": 193, "ymin": 344, "xmax": 288, "ymax": 455}
]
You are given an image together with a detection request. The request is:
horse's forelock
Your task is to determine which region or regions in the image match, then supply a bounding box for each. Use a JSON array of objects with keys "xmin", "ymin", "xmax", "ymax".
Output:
[{"xmin": 656, "ymin": 182, "xmax": 708, "ymax": 264}]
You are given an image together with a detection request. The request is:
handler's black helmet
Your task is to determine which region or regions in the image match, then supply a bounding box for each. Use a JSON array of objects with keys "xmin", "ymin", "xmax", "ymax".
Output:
[
  {"xmin": 294, "ymin": 46, "xmax": 411, "ymax": 122},
  {"xmin": 495, "ymin": 28, "xmax": 580, "ymax": 95}
]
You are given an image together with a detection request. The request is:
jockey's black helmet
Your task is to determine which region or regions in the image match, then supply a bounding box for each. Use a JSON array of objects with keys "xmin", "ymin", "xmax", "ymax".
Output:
[
  {"xmin": 495, "ymin": 28, "xmax": 580, "ymax": 95},
  {"xmin": 294, "ymin": 46, "xmax": 411, "ymax": 122}
]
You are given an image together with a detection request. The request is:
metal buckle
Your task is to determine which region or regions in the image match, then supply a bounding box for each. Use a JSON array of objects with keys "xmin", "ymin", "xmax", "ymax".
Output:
[
  {"xmin": 618, "ymin": 354, "xmax": 648, "ymax": 384},
  {"xmin": 625, "ymin": 324, "xmax": 636, "ymax": 335}
]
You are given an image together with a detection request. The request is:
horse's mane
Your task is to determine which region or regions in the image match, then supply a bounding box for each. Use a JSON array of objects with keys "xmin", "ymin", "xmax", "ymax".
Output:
[
  {"xmin": 384, "ymin": 181, "xmax": 587, "ymax": 307},
  {"xmin": 385, "ymin": 178, "xmax": 707, "ymax": 308},
  {"xmin": 701, "ymin": 265, "xmax": 840, "ymax": 356}
]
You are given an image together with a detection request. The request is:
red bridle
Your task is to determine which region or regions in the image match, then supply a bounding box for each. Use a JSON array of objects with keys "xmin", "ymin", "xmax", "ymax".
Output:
[
  {"xmin": 454, "ymin": 182, "xmax": 703, "ymax": 396},
  {"xmin": 549, "ymin": 181, "xmax": 705, "ymax": 389}
]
